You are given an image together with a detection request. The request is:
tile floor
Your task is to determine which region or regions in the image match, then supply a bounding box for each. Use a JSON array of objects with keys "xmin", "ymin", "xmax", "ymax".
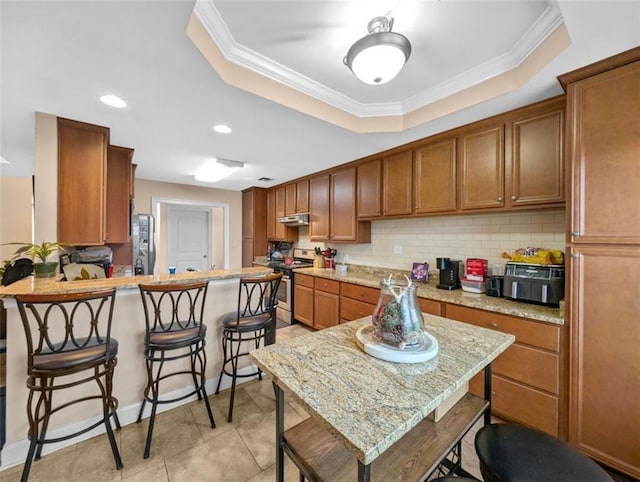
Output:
[{"xmin": 0, "ymin": 324, "xmax": 483, "ymax": 482}]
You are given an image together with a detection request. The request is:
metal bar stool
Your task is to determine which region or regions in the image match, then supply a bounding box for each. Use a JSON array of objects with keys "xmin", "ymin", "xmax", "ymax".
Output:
[
  {"xmin": 15, "ymin": 289, "xmax": 123, "ymax": 482},
  {"xmin": 215, "ymin": 272, "xmax": 282, "ymax": 422},
  {"xmin": 137, "ymin": 281, "xmax": 215, "ymax": 459},
  {"xmin": 475, "ymin": 423, "xmax": 614, "ymax": 481}
]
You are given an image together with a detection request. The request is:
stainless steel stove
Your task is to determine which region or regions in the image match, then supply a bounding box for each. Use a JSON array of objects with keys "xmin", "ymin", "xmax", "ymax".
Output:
[{"xmin": 269, "ymin": 248, "xmax": 315, "ymax": 324}]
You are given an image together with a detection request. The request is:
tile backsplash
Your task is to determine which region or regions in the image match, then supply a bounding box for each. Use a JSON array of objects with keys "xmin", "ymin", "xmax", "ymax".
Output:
[{"xmin": 296, "ymin": 209, "xmax": 565, "ymax": 272}]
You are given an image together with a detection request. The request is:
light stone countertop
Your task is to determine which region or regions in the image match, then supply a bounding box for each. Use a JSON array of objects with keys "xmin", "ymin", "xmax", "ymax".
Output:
[
  {"xmin": 0, "ymin": 267, "xmax": 272, "ymax": 296},
  {"xmin": 251, "ymin": 315, "xmax": 515, "ymax": 465},
  {"xmin": 293, "ymin": 266, "xmax": 564, "ymax": 325}
]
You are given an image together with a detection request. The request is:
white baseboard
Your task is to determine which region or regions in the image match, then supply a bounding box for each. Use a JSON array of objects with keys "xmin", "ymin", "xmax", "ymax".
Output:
[{"xmin": 0, "ymin": 365, "xmax": 261, "ymax": 471}]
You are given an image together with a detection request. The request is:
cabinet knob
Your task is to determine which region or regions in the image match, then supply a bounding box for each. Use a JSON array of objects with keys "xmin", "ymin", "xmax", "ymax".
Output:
[
  {"xmin": 492, "ymin": 390, "xmax": 496, "ymax": 396},
  {"xmin": 497, "ymin": 196, "xmax": 503, "ymax": 202},
  {"xmin": 511, "ymin": 195, "xmax": 517, "ymax": 201},
  {"xmin": 490, "ymin": 322, "xmax": 498, "ymax": 328},
  {"xmin": 571, "ymin": 231, "xmax": 581, "ymax": 237},
  {"xmin": 571, "ymin": 252, "xmax": 580, "ymax": 259}
]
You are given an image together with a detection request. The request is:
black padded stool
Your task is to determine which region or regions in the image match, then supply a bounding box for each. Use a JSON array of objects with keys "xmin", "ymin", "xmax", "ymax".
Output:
[
  {"xmin": 475, "ymin": 423, "xmax": 614, "ymax": 482},
  {"xmin": 137, "ymin": 281, "xmax": 215, "ymax": 458},
  {"xmin": 215, "ymin": 272, "xmax": 282, "ymax": 422},
  {"xmin": 16, "ymin": 289, "xmax": 123, "ymax": 482}
]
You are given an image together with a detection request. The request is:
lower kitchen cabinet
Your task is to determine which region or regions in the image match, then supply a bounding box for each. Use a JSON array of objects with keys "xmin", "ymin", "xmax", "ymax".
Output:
[
  {"xmin": 417, "ymin": 297, "xmax": 442, "ymax": 316},
  {"xmin": 340, "ymin": 282, "xmax": 379, "ymax": 323},
  {"xmin": 314, "ymin": 278, "xmax": 340, "ymax": 330},
  {"xmin": 293, "ymin": 274, "xmax": 314, "ymax": 327},
  {"xmin": 444, "ymin": 303, "xmax": 565, "ymax": 438}
]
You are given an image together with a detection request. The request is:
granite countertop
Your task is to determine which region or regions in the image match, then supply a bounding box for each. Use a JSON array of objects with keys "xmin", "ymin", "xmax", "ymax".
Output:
[
  {"xmin": 294, "ymin": 266, "xmax": 564, "ymax": 325},
  {"xmin": 251, "ymin": 315, "xmax": 515, "ymax": 465},
  {"xmin": 0, "ymin": 267, "xmax": 272, "ymax": 296}
]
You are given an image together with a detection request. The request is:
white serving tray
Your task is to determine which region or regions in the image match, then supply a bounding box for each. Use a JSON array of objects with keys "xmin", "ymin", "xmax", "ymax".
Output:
[{"xmin": 355, "ymin": 325, "xmax": 439, "ymax": 364}]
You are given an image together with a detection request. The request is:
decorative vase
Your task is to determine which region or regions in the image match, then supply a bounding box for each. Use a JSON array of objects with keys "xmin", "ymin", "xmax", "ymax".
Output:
[
  {"xmin": 372, "ymin": 275, "xmax": 425, "ymax": 349},
  {"xmin": 33, "ymin": 262, "xmax": 59, "ymax": 278}
]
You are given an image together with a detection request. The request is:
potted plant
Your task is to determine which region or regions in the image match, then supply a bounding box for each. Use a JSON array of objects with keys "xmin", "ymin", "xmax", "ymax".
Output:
[{"xmin": 6, "ymin": 241, "xmax": 70, "ymax": 278}]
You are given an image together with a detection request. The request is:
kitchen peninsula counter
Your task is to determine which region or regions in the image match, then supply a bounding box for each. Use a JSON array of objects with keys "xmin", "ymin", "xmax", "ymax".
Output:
[
  {"xmin": 251, "ymin": 315, "xmax": 515, "ymax": 480},
  {"xmin": 296, "ymin": 266, "xmax": 564, "ymax": 325},
  {"xmin": 0, "ymin": 266, "xmax": 270, "ymax": 470}
]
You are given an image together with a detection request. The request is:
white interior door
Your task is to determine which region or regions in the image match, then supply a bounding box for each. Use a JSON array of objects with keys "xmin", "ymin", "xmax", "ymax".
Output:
[{"xmin": 167, "ymin": 206, "xmax": 211, "ymax": 273}]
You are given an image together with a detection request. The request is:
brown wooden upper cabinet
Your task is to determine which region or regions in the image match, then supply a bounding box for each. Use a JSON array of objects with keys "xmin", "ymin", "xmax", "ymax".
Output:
[
  {"xmin": 285, "ymin": 179, "xmax": 309, "ymax": 215},
  {"xmin": 382, "ymin": 151, "xmax": 413, "ymax": 216},
  {"xmin": 310, "ymin": 169, "xmax": 370, "ymax": 243},
  {"xmin": 267, "ymin": 186, "xmax": 298, "ymax": 242},
  {"xmin": 242, "ymin": 187, "xmax": 267, "ymax": 267},
  {"xmin": 414, "ymin": 138, "xmax": 457, "ymax": 214},
  {"xmin": 459, "ymin": 125, "xmax": 505, "ymax": 210},
  {"xmin": 105, "ymin": 145, "xmax": 134, "ymax": 244},
  {"xmin": 58, "ymin": 117, "xmax": 110, "ymax": 245},
  {"xmin": 357, "ymin": 158, "xmax": 382, "ymax": 218}
]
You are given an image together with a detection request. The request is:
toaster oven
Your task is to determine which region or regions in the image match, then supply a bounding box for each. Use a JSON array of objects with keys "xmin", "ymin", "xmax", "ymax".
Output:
[{"xmin": 503, "ymin": 262, "xmax": 565, "ymax": 307}]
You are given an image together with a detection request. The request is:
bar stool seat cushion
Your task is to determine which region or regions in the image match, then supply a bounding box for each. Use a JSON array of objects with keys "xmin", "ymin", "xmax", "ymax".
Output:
[
  {"xmin": 147, "ymin": 325, "xmax": 205, "ymax": 348},
  {"xmin": 33, "ymin": 338, "xmax": 119, "ymax": 372},
  {"xmin": 475, "ymin": 423, "xmax": 613, "ymax": 482},
  {"xmin": 221, "ymin": 311, "xmax": 271, "ymax": 332}
]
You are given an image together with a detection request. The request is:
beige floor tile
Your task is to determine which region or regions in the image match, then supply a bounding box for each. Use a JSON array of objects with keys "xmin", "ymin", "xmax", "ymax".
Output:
[
  {"xmin": 119, "ymin": 405, "xmax": 203, "ymax": 478},
  {"xmin": 246, "ymin": 456, "xmax": 302, "ymax": 482},
  {"xmin": 122, "ymin": 460, "xmax": 168, "ymax": 481},
  {"xmin": 243, "ymin": 377, "xmax": 277, "ymax": 413},
  {"xmin": 190, "ymin": 392, "xmax": 265, "ymax": 442},
  {"xmin": 165, "ymin": 430, "xmax": 261, "ymax": 482},
  {"xmin": 210, "ymin": 384, "xmax": 254, "ymax": 412},
  {"xmin": 235, "ymin": 404, "xmax": 307, "ymax": 470}
]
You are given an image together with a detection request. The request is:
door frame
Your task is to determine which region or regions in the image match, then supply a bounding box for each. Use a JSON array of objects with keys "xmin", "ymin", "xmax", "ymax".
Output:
[{"xmin": 151, "ymin": 197, "xmax": 231, "ymax": 270}]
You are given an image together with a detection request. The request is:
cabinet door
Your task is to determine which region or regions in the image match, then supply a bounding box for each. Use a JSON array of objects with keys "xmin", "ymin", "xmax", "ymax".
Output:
[
  {"xmin": 242, "ymin": 189, "xmax": 255, "ymax": 238},
  {"xmin": 285, "ymin": 183, "xmax": 297, "ymax": 215},
  {"xmin": 266, "ymin": 189, "xmax": 277, "ymax": 240},
  {"xmin": 357, "ymin": 159, "xmax": 382, "ymax": 218},
  {"xmin": 314, "ymin": 290, "xmax": 340, "ymax": 330},
  {"xmin": 331, "ymin": 167, "xmax": 357, "ymax": 241},
  {"xmin": 414, "ymin": 139, "xmax": 457, "ymax": 214},
  {"xmin": 105, "ymin": 145, "xmax": 133, "ymax": 243},
  {"xmin": 568, "ymin": 245, "xmax": 640, "ymax": 477},
  {"xmin": 382, "ymin": 151, "xmax": 412, "ymax": 216},
  {"xmin": 309, "ymin": 175, "xmax": 330, "ymax": 241},
  {"xmin": 242, "ymin": 238, "xmax": 254, "ymax": 268},
  {"xmin": 274, "ymin": 186, "xmax": 287, "ymax": 240},
  {"xmin": 510, "ymin": 108, "xmax": 564, "ymax": 207},
  {"xmin": 296, "ymin": 179, "xmax": 309, "ymax": 213},
  {"xmin": 294, "ymin": 284, "xmax": 314, "ymax": 327},
  {"xmin": 567, "ymin": 61, "xmax": 640, "ymax": 244},
  {"xmin": 459, "ymin": 126, "xmax": 504, "ymax": 210},
  {"xmin": 58, "ymin": 117, "xmax": 109, "ymax": 245}
]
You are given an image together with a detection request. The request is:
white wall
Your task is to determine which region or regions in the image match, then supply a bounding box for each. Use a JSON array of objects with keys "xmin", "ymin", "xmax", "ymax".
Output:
[{"xmin": 297, "ymin": 209, "xmax": 565, "ymax": 273}]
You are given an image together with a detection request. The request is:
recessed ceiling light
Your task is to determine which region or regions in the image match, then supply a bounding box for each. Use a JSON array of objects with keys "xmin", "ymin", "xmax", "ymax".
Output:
[
  {"xmin": 100, "ymin": 94, "xmax": 127, "ymax": 108},
  {"xmin": 213, "ymin": 124, "xmax": 232, "ymax": 134},
  {"xmin": 0, "ymin": 156, "xmax": 10, "ymax": 164}
]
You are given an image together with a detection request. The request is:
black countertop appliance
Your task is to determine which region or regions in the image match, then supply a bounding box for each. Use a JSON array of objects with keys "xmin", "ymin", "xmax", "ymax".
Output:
[
  {"xmin": 503, "ymin": 262, "xmax": 564, "ymax": 306},
  {"xmin": 436, "ymin": 257, "xmax": 462, "ymax": 291}
]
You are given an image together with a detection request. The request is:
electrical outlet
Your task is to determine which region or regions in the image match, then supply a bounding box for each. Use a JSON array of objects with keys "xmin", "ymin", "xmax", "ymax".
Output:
[{"xmin": 393, "ymin": 245, "xmax": 402, "ymax": 255}]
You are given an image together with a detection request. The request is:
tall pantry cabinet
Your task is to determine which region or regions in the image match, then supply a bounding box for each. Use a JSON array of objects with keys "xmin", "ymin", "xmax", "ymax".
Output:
[{"xmin": 560, "ymin": 47, "xmax": 640, "ymax": 479}]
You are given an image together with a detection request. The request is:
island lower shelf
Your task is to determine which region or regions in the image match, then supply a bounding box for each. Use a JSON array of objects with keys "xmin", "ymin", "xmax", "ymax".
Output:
[{"xmin": 284, "ymin": 392, "xmax": 489, "ymax": 481}]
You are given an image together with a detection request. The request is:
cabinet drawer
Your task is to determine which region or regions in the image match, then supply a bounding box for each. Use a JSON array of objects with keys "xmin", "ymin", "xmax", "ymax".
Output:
[
  {"xmin": 341, "ymin": 282, "xmax": 380, "ymax": 305},
  {"xmin": 418, "ymin": 297, "xmax": 442, "ymax": 316},
  {"xmin": 341, "ymin": 297, "xmax": 376, "ymax": 322},
  {"xmin": 445, "ymin": 304, "xmax": 560, "ymax": 352},
  {"xmin": 494, "ymin": 344, "xmax": 559, "ymax": 394},
  {"xmin": 471, "ymin": 374, "xmax": 559, "ymax": 436},
  {"xmin": 315, "ymin": 277, "xmax": 340, "ymax": 294},
  {"xmin": 295, "ymin": 273, "xmax": 315, "ymax": 289}
]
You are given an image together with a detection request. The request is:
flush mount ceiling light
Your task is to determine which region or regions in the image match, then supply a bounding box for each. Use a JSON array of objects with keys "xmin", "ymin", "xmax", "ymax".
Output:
[
  {"xmin": 213, "ymin": 124, "xmax": 232, "ymax": 134},
  {"xmin": 100, "ymin": 94, "xmax": 127, "ymax": 108},
  {"xmin": 344, "ymin": 16, "xmax": 411, "ymax": 85},
  {"xmin": 195, "ymin": 157, "xmax": 244, "ymax": 183}
]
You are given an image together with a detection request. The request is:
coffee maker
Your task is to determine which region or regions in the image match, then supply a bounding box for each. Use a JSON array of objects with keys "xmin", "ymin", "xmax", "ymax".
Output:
[{"xmin": 436, "ymin": 257, "xmax": 463, "ymax": 291}]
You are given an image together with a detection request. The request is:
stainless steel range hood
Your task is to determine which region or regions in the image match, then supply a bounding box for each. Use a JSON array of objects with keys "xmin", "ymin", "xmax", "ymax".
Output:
[{"xmin": 278, "ymin": 214, "xmax": 309, "ymax": 226}]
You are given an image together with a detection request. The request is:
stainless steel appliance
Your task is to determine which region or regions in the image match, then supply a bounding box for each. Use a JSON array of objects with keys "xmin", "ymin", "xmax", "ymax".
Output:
[
  {"xmin": 503, "ymin": 262, "xmax": 564, "ymax": 306},
  {"xmin": 268, "ymin": 248, "xmax": 314, "ymax": 324},
  {"xmin": 131, "ymin": 214, "xmax": 156, "ymax": 275},
  {"xmin": 436, "ymin": 257, "xmax": 463, "ymax": 291},
  {"xmin": 278, "ymin": 214, "xmax": 309, "ymax": 226},
  {"xmin": 486, "ymin": 275, "xmax": 504, "ymax": 297}
]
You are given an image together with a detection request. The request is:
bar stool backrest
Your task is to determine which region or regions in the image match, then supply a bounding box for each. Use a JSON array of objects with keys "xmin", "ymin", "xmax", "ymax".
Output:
[
  {"xmin": 138, "ymin": 281, "xmax": 208, "ymax": 335},
  {"xmin": 236, "ymin": 273, "xmax": 282, "ymax": 321},
  {"xmin": 15, "ymin": 289, "xmax": 117, "ymax": 372}
]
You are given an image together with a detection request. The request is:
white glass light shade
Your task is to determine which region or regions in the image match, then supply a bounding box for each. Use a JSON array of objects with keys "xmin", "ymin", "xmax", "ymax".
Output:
[
  {"xmin": 195, "ymin": 158, "xmax": 244, "ymax": 183},
  {"xmin": 100, "ymin": 94, "xmax": 127, "ymax": 108},
  {"xmin": 345, "ymin": 31, "xmax": 411, "ymax": 85}
]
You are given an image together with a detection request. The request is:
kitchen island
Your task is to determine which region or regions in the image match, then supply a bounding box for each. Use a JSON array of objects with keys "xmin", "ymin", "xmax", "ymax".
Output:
[
  {"xmin": 0, "ymin": 267, "xmax": 271, "ymax": 470},
  {"xmin": 251, "ymin": 315, "xmax": 515, "ymax": 481}
]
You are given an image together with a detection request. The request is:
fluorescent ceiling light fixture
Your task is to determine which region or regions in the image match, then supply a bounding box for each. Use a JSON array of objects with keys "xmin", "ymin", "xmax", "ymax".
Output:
[
  {"xmin": 100, "ymin": 94, "xmax": 127, "ymax": 108},
  {"xmin": 344, "ymin": 16, "xmax": 411, "ymax": 85},
  {"xmin": 213, "ymin": 124, "xmax": 232, "ymax": 134},
  {"xmin": 195, "ymin": 158, "xmax": 244, "ymax": 183}
]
